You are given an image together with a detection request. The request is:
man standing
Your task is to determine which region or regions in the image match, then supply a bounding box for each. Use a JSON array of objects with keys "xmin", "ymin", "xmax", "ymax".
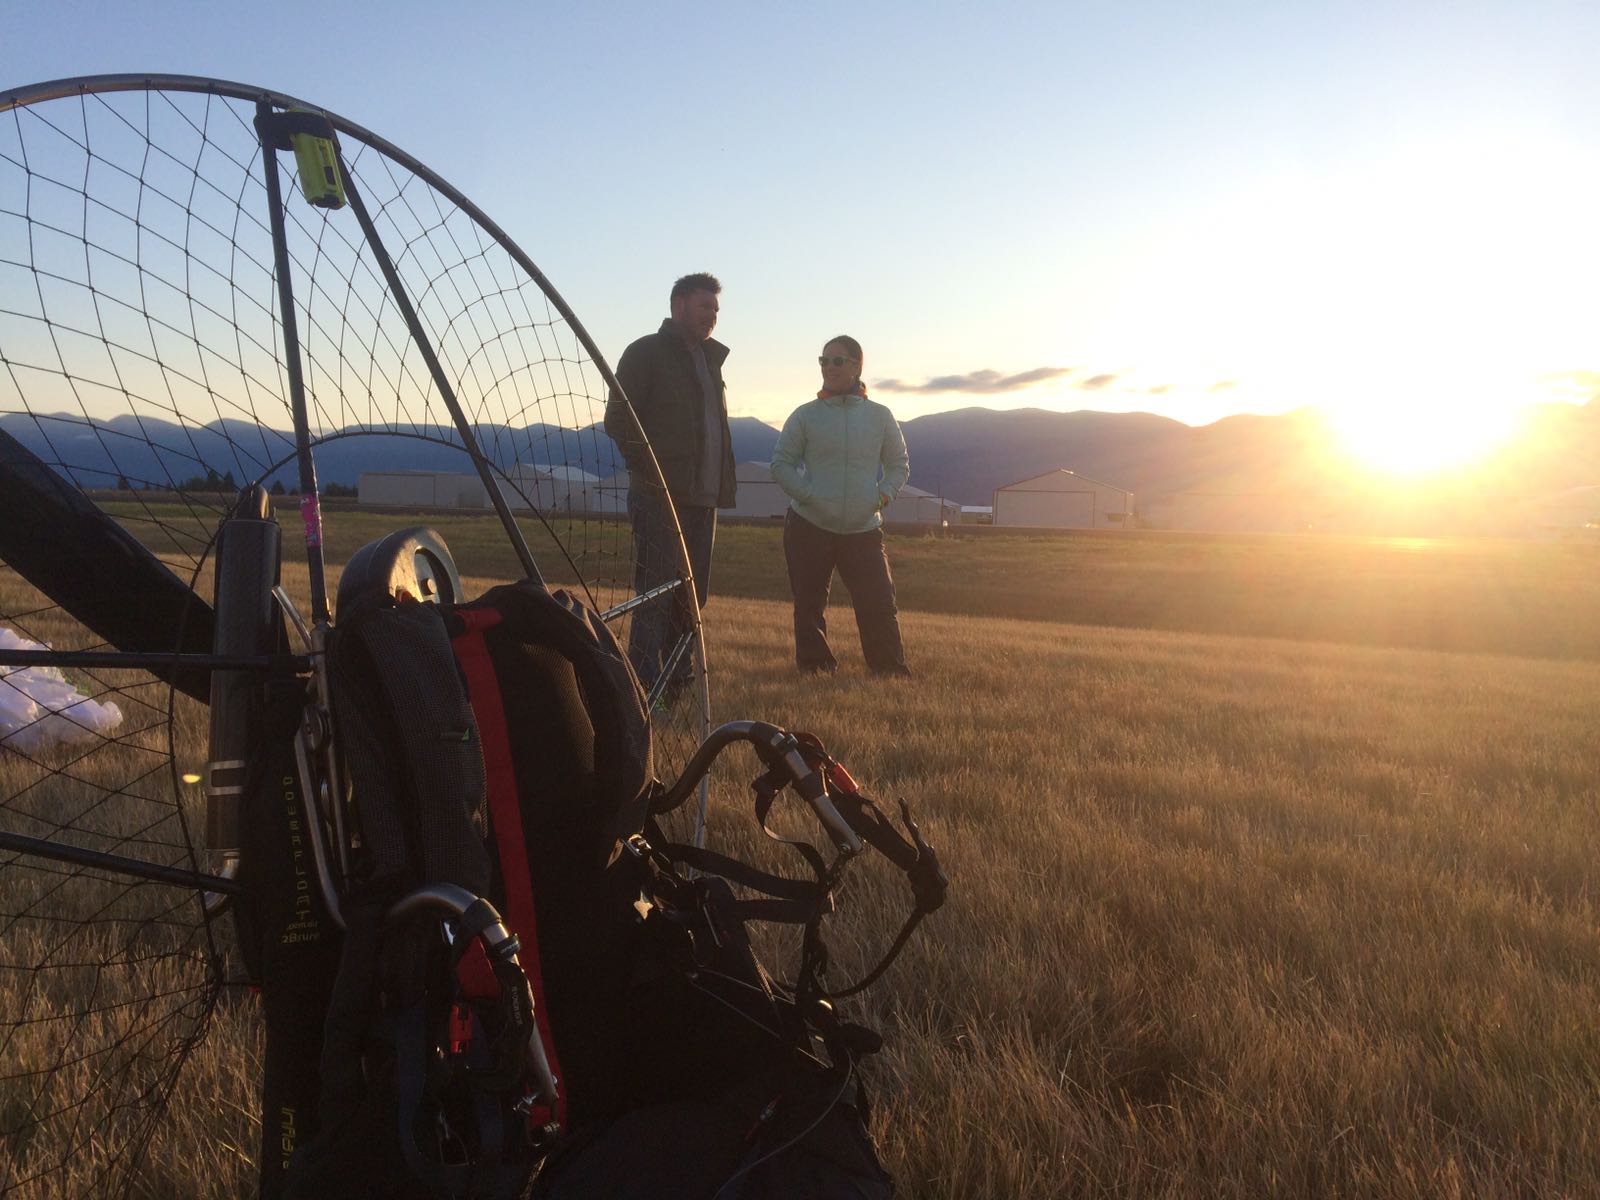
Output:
[{"xmin": 604, "ymin": 272, "xmax": 736, "ymax": 695}]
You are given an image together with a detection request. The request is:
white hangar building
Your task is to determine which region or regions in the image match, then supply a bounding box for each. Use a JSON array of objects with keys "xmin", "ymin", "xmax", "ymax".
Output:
[
  {"xmin": 727, "ymin": 461, "xmax": 790, "ymax": 519},
  {"xmin": 358, "ymin": 470, "xmax": 491, "ymax": 509},
  {"xmin": 882, "ymin": 485, "xmax": 961, "ymax": 527},
  {"xmin": 727, "ymin": 462, "xmax": 960, "ymax": 526},
  {"xmin": 501, "ymin": 464, "xmax": 621, "ymax": 514},
  {"xmin": 359, "ymin": 465, "xmax": 626, "ymax": 516},
  {"xmin": 992, "ymin": 469, "xmax": 1132, "ymax": 529}
]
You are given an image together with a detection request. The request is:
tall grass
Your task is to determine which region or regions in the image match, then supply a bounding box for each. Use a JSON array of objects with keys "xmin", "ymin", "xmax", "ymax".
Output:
[
  {"xmin": 700, "ymin": 596, "xmax": 1600, "ymax": 1198},
  {"xmin": 7, "ymin": 517, "xmax": 1600, "ymax": 1196}
]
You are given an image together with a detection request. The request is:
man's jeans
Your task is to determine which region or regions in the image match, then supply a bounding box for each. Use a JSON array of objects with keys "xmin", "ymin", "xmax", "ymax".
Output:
[{"xmin": 627, "ymin": 489, "xmax": 715, "ymax": 692}]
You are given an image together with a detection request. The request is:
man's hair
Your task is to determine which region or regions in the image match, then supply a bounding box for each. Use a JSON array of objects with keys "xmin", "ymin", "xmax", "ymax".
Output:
[
  {"xmin": 670, "ymin": 272, "xmax": 722, "ymax": 303},
  {"xmin": 824, "ymin": 334, "xmax": 863, "ymax": 361}
]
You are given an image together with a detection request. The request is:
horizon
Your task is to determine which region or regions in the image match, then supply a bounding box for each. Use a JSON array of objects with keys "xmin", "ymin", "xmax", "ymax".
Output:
[{"xmin": 10, "ymin": 394, "xmax": 1594, "ymax": 437}]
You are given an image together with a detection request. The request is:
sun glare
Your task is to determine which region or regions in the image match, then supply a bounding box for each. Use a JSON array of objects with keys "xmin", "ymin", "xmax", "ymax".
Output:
[
  {"xmin": 1099, "ymin": 134, "xmax": 1600, "ymax": 454},
  {"xmin": 1324, "ymin": 390, "xmax": 1524, "ymax": 476}
]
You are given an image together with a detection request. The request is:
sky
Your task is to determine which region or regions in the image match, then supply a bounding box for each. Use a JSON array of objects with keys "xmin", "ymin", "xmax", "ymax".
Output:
[{"xmin": 6, "ymin": 0, "xmax": 1598, "ymax": 458}]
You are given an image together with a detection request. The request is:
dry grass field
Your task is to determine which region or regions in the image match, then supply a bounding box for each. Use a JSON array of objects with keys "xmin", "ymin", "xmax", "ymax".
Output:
[
  {"xmin": 700, "ymin": 596, "xmax": 1600, "ymax": 1199},
  {"xmin": 103, "ymin": 501, "xmax": 1600, "ymax": 660},
  {"xmin": 6, "ymin": 515, "xmax": 1600, "ymax": 1197}
]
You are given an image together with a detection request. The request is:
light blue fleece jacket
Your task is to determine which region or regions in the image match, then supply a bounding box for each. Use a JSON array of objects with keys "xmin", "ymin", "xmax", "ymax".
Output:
[{"xmin": 770, "ymin": 392, "xmax": 911, "ymax": 534}]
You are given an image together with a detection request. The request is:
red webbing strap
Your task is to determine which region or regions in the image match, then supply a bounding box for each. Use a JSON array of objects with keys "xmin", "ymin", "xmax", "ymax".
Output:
[{"xmin": 451, "ymin": 607, "xmax": 567, "ymax": 1130}]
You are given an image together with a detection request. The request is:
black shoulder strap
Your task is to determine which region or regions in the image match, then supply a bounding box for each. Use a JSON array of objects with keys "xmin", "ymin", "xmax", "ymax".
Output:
[
  {"xmin": 328, "ymin": 598, "xmax": 491, "ymax": 896},
  {"xmin": 467, "ymin": 581, "xmax": 654, "ymax": 842}
]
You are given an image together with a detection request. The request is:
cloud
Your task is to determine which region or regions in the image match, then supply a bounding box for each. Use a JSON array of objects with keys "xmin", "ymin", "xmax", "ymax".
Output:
[
  {"xmin": 873, "ymin": 366, "xmax": 1073, "ymax": 395},
  {"xmin": 1208, "ymin": 379, "xmax": 1238, "ymax": 392},
  {"xmin": 1541, "ymin": 369, "xmax": 1600, "ymax": 400},
  {"xmin": 870, "ymin": 365, "xmax": 1156, "ymax": 396}
]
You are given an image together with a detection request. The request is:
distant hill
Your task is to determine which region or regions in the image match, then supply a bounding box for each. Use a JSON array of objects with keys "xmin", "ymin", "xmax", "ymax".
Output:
[
  {"xmin": 726, "ymin": 417, "xmax": 781, "ymax": 465},
  {"xmin": 896, "ymin": 402, "xmax": 1600, "ymax": 508},
  {"xmin": 9, "ymin": 401, "xmax": 1595, "ymax": 524},
  {"xmin": 0, "ymin": 410, "xmax": 790, "ymax": 493},
  {"xmin": 897, "ymin": 408, "xmax": 1192, "ymax": 503}
]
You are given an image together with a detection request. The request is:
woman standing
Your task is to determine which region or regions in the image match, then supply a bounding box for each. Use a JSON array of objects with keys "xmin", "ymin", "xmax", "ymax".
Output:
[{"xmin": 770, "ymin": 335, "xmax": 912, "ymax": 676}]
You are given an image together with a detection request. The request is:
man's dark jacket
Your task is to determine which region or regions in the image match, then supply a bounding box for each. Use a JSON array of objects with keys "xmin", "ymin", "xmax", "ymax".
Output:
[{"xmin": 604, "ymin": 320, "xmax": 736, "ymax": 508}]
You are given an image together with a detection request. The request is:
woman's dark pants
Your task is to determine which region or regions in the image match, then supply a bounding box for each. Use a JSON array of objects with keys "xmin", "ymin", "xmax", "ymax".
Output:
[{"xmin": 783, "ymin": 510, "xmax": 908, "ymax": 674}]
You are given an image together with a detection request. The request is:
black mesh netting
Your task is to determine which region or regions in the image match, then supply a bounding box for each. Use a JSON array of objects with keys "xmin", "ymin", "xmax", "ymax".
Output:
[{"xmin": 0, "ymin": 77, "xmax": 707, "ymax": 1197}]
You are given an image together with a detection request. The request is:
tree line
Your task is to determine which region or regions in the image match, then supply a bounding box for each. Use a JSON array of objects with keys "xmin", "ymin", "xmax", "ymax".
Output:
[{"xmin": 113, "ymin": 471, "xmax": 356, "ymax": 497}]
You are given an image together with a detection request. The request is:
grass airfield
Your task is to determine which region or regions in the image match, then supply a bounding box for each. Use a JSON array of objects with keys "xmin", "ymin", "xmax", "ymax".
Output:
[{"xmin": 11, "ymin": 514, "xmax": 1600, "ymax": 1197}]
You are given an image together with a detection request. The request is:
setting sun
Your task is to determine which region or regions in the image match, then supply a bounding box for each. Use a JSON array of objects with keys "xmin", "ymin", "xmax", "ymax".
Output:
[{"xmin": 1324, "ymin": 393, "xmax": 1524, "ymax": 475}]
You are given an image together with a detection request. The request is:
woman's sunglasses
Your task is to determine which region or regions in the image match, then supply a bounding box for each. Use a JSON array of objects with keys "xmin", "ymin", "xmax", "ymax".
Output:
[{"xmin": 817, "ymin": 355, "xmax": 859, "ymax": 367}]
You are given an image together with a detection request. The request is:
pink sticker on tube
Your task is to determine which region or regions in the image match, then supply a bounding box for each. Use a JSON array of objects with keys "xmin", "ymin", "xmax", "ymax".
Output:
[{"xmin": 300, "ymin": 492, "xmax": 323, "ymax": 547}]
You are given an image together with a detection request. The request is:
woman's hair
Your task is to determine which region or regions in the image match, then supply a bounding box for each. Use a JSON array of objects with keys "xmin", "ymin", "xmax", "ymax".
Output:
[{"xmin": 824, "ymin": 334, "xmax": 863, "ymax": 361}]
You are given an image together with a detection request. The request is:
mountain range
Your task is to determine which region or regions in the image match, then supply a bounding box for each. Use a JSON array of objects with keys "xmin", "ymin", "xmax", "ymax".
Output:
[
  {"xmin": 758, "ymin": 402, "xmax": 1600, "ymax": 509},
  {"xmin": 915, "ymin": 402, "xmax": 1600, "ymax": 506},
  {"xmin": 5, "ymin": 402, "xmax": 1596, "ymax": 516}
]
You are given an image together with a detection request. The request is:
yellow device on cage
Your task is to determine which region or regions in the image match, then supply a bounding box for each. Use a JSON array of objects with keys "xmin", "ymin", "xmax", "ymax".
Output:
[{"xmin": 287, "ymin": 110, "xmax": 346, "ymax": 209}]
